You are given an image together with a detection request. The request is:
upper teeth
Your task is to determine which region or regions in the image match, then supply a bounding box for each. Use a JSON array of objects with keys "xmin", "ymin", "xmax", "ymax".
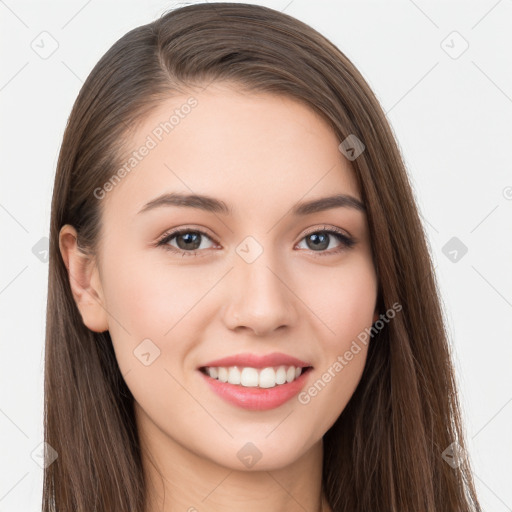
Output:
[{"xmin": 205, "ymin": 365, "xmax": 304, "ymax": 388}]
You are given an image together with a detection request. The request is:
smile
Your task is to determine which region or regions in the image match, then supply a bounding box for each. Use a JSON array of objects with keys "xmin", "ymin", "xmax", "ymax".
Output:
[{"xmin": 198, "ymin": 365, "xmax": 313, "ymax": 411}]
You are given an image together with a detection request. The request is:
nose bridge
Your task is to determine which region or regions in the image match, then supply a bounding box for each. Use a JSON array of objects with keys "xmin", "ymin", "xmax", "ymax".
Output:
[{"xmin": 223, "ymin": 234, "xmax": 297, "ymax": 335}]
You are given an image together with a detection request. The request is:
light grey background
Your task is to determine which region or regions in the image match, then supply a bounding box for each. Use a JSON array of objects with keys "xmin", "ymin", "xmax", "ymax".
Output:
[{"xmin": 1, "ymin": 0, "xmax": 511, "ymax": 510}]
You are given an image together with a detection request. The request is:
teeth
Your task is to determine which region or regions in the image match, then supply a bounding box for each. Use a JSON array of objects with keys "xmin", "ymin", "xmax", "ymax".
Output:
[
  {"xmin": 259, "ymin": 367, "xmax": 276, "ymax": 388},
  {"xmin": 217, "ymin": 367, "xmax": 228, "ymax": 383},
  {"xmin": 241, "ymin": 367, "xmax": 259, "ymax": 387},
  {"xmin": 276, "ymin": 366, "xmax": 287, "ymax": 385},
  {"xmin": 205, "ymin": 365, "xmax": 306, "ymax": 388},
  {"xmin": 228, "ymin": 367, "xmax": 241, "ymax": 385}
]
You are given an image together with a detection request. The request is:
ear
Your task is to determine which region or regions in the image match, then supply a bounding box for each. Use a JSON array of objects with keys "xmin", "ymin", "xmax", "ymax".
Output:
[
  {"xmin": 372, "ymin": 309, "xmax": 379, "ymax": 324},
  {"xmin": 59, "ymin": 224, "xmax": 109, "ymax": 333}
]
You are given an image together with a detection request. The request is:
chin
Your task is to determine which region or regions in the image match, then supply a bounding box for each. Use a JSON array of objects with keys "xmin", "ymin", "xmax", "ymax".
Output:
[{"xmin": 202, "ymin": 429, "xmax": 318, "ymax": 472}]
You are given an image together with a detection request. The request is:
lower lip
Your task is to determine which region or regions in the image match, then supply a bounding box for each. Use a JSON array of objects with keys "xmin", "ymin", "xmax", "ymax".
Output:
[{"xmin": 199, "ymin": 368, "xmax": 312, "ymax": 411}]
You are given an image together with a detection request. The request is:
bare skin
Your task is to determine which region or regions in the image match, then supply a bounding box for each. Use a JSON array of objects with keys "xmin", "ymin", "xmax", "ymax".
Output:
[{"xmin": 60, "ymin": 82, "xmax": 379, "ymax": 512}]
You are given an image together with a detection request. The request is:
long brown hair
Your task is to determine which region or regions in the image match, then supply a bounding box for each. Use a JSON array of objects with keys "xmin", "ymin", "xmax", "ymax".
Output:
[{"xmin": 43, "ymin": 3, "xmax": 482, "ymax": 510}]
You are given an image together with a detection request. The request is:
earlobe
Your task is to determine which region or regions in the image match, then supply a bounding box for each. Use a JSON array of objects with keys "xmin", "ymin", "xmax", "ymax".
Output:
[{"xmin": 59, "ymin": 225, "xmax": 109, "ymax": 333}]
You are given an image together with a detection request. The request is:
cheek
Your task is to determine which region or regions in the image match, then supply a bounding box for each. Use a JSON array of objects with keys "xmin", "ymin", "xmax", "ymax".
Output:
[
  {"xmin": 292, "ymin": 257, "xmax": 376, "ymax": 428},
  {"xmin": 301, "ymin": 255, "xmax": 378, "ymax": 346},
  {"xmin": 102, "ymin": 249, "xmax": 216, "ymax": 336},
  {"xmin": 297, "ymin": 348, "xmax": 368, "ymax": 440},
  {"xmin": 100, "ymin": 249, "xmax": 223, "ymax": 383},
  {"xmin": 100, "ymin": 252, "xmax": 205, "ymax": 417}
]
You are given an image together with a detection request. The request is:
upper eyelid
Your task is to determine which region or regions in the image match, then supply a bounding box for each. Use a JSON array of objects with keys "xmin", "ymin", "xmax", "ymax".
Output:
[
  {"xmin": 301, "ymin": 224, "xmax": 352, "ymax": 238},
  {"xmin": 156, "ymin": 225, "xmax": 218, "ymax": 245}
]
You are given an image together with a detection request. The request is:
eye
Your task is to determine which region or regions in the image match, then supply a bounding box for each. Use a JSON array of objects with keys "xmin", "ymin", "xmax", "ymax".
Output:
[
  {"xmin": 155, "ymin": 225, "xmax": 356, "ymax": 257},
  {"xmin": 156, "ymin": 228, "xmax": 217, "ymax": 257},
  {"xmin": 296, "ymin": 226, "xmax": 356, "ymax": 256}
]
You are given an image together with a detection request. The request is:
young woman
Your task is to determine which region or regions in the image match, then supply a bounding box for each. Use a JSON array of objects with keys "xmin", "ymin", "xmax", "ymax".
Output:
[{"xmin": 43, "ymin": 3, "xmax": 482, "ymax": 511}]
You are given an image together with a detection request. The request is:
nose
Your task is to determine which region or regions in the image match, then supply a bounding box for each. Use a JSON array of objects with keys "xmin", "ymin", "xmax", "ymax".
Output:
[{"xmin": 221, "ymin": 252, "xmax": 298, "ymax": 336}]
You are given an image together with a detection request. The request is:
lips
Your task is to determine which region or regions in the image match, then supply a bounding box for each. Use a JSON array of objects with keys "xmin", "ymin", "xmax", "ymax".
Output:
[
  {"xmin": 199, "ymin": 352, "xmax": 312, "ymax": 369},
  {"xmin": 200, "ymin": 369, "xmax": 311, "ymax": 410},
  {"xmin": 197, "ymin": 352, "xmax": 314, "ymax": 411}
]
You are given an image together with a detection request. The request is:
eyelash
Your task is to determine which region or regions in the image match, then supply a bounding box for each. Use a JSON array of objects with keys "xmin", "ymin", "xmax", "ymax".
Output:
[{"xmin": 155, "ymin": 225, "xmax": 356, "ymax": 258}]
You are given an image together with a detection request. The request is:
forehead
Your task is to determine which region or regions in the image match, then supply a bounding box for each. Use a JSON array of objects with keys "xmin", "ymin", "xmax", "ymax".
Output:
[{"xmin": 103, "ymin": 83, "xmax": 362, "ymax": 219}]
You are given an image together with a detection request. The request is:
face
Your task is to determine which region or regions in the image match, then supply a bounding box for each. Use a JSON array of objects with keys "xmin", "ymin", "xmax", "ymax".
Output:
[{"xmin": 63, "ymin": 82, "xmax": 379, "ymax": 472}]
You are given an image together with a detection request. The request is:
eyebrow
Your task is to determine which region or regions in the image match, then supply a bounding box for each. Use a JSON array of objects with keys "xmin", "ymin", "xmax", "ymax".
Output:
[{"xmin": 137, "ymin": 192, "xmax": 366, "ymax": 216}]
